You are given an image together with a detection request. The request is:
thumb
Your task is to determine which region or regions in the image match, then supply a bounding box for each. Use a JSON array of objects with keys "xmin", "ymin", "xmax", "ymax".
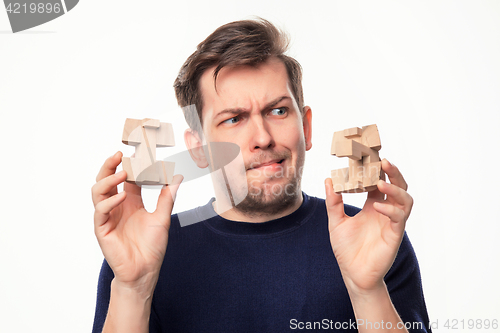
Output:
[
  {"xmin": 325, "ymin": 178, "xmax": 346, "ymax": 229},
  {"xmin": 153, "ymin": 174, "xmax": 184, "ymax": 221}
]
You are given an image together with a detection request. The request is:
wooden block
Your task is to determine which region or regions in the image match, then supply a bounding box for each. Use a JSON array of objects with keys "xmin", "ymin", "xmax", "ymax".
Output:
[
  {"xmin": 331, "ymin": 167, "xmax": 348, "ymax": 189},
  {"xmin": 331, "ymin": 167, "xmax": 363, "ymax": 193},
  {"xmin": 122, "ymin": 159, "xmax": 176, "ymax": 186},
  {"xmin": 121, "ymin": 157, "xmax": 135, "ymax": 183},
  {"xmin": 330, "ymin": 131, "xmax": 342, "ymax": 155},
  {"xmin": 122, "ymin": 118, "xmax": 143, "ymax": 145},
  {"xmin": 155, "ymin": 160, "xmax": 175, "ymax": 185},
  {"xmin": 135, "ymin": 162, "xmax": 173, "ymax": 185},
  {"xmin": 330, "ymin": 160, "xmax": 365, "ymax": 194},
  {"xmin": 361, "ymin": 124, "xmax": 381, "ymax": 151},
  {"xmin": 335, "ymin": 139, "xmax": 376, "ymax": 161},
  {"xmin": 122, "ymin": 157, "xmax": 159, "ymax": 183},
  {"xmin": 363, "ymin": 149, "xmax": 380, "ymax": 164},
  {"xmin": 334, "ymin": 140, "xmax": 358, "ymax": 159},
  {"xmin": 334, "ymin": 140, "xmax": 360, "ymax": 159},
  {"xmin": 142, "ymin": 118, "xmax": 160, "ymax": 128},
  {"xmin": 330, "ymin": 124, "xmax": 383, "ymax": 193},
  {"xmin": 331, "ymin": 129, "xmax": 363, "ymax": 155},
  {"xmin": 122, "ymin": 118, "xmax": 175, "ymax": 186},
  {"xmin": 344, "ymin": 127, "xmax": 362, "ymax": 138},
  {"xmin": 348, "ymin": 159, "xmax": 362, "ymax": 185},
  {"xmin": 136, "ymin": 162, "xmax": 161, "ymax": 184},
  {"xmin": 157, "ymin": 123, "xmax": 175, "ymax": 147},
  {"xmin": 362, "ymin": 161, "xmax": 381, "ymax": 188}
]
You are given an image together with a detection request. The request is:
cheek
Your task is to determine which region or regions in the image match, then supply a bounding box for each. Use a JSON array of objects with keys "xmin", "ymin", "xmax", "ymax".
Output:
[{"xmin": 283, "ymin": 123, "xmax": 306, "ymax": 149}]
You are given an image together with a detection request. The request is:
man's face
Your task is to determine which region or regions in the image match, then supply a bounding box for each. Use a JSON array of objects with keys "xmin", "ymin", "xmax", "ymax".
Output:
[{"xmin": 198, "ymin": 58, "xmax": 312, "ymax": 216}]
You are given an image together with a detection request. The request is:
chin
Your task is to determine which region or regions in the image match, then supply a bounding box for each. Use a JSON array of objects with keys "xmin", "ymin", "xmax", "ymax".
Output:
[{"xmin": 235, "ymin": 177, "xmax": 302, "ymax": 216}]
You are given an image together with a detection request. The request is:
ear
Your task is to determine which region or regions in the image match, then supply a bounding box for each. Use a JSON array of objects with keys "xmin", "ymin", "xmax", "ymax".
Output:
[
  {"xmin": 302, "ymin": 106, "xmax": 312, "ymax": 151},
  {"xmin": 184, "ymin": 129, "xmax": 209, "ymax": 168}
]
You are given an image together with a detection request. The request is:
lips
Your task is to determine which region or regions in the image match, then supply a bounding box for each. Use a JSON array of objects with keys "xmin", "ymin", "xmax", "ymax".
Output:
[{"xmin": 248, "ymin": 159, "xmax": 284, "ymax": 170}]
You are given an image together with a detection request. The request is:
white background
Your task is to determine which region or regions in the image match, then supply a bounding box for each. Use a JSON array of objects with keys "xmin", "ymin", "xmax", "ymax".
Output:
[{"xmin": 1, "ymin": 1, "xmax": 499, "ymax": 332}]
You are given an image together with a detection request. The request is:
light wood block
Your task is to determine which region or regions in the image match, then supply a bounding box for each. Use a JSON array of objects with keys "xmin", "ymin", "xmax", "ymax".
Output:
[
  {"xmin": 330, "ymin": 124, "xmax": 385, "ymax": 193},
  {"xmin": 344, "ymin": 127, "xmax": 362, "ymax": 138},
  {"xmin": 121, "ymin": 118, "xmax": 175, "ymax": 186}
]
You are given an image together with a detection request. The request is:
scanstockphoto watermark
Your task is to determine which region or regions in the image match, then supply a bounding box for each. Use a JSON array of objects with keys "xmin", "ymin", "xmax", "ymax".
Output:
[
  {"xmin": 3, "ymin": 1, "xmax": 79, "ymax": 33},
  {"xmin": 290, "ymin": 318, "xmax": 424, "ymax": 330},
  {"xmin": 247, "ymin": 164, "xmax": 305, "ymax": 197}
]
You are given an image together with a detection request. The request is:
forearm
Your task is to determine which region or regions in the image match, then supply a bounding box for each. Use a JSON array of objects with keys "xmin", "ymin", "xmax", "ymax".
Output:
[
  {"xmin": 102, "ymin": 278, "xmax": 156, "ymax": 333},
  {"xmin": 347, "ymin": 282, "xmax": 408, "ymax": 333}
]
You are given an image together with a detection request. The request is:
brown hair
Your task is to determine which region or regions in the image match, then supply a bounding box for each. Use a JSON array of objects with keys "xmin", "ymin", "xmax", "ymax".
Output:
[{"xmin": 173, "ymin": 18, "xmax": 304, "ymax": 133}]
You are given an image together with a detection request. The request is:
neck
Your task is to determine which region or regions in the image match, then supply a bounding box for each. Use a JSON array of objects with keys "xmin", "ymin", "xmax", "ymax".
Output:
[{"xmin": 212, "ymin": 193, "xmax": 303, "ymax": 223}]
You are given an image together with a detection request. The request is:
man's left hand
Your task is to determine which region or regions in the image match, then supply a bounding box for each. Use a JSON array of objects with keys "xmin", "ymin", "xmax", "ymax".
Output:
[{"xmin": 325, "ymin": 159, "xmax": 413, "ymax": 295}]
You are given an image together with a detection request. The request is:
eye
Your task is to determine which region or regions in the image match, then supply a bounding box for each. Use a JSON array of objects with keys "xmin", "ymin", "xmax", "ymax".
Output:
[
  {"xmin": 269, "ymin": 107, "xmax": 287, "ymax": 116},
  {"xmin": 222, "ymin": 115, "xmax": 241, "ymax": 125}
]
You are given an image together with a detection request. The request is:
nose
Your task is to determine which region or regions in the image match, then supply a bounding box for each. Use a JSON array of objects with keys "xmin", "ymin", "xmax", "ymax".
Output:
[{"xmin": 249, "ymin": 116, "xmax": 274, "ymax": 151}]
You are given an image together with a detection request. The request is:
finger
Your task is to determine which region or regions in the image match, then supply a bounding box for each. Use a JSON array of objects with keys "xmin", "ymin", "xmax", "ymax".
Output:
[
  {"xmin": 123, "ymin": 179, "xmax": 142, "ymax": 197},
  {"xmin": 373, "ymin": 201, "xmax": 407, "ymax": 235},
  {"xmin": 367, "ymin": 183, "xmax": 385, "ymax": 201},
  {"xmin": 377, "ymin": 180, "xmax": 412, "ymax": 205},
  {"xmin": 382, "ymin": 159, "xmax": 407, "ymax": 191},
  {"xmin": 94, "ymin": 191, "xmax": 127, "ymax": 228},
  {"xmin": 96, "ymin": 151, "xmax": 123, "ymax": 182},
  {"xmin": 377, "ymin": 180, "xmax": 414, "ymax": 219},
  {"xmin": 324, "ymin": 178, "xmax": 346, "ymax": 229},
  {"xmin": 153, "ymin": 174, "xmax": 184, "ymax": 222},
  {"xmin": 92, "ymin": 170, "xmax": 127, "ymax": 206}
]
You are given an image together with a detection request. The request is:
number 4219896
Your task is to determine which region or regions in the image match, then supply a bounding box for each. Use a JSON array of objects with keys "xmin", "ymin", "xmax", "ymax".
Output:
[
  {"xmin": 444, "ymin": 319, "xmax": 498, "ymax": 330},
  {"xmin": 6, "ymin": 3, "xmax": 62, "ymax": 14}
]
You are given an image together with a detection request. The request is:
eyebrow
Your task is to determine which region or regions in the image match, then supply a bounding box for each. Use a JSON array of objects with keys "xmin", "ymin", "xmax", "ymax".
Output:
[{"xmin": 214, "ymin": 96, "xmax": 291, "ymax": 120}]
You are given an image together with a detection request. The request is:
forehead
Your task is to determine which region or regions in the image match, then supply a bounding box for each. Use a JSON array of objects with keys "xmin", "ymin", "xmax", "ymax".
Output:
[{"xmin": 199, "ymin": 58, "xmax": 292, "ymax": 115}]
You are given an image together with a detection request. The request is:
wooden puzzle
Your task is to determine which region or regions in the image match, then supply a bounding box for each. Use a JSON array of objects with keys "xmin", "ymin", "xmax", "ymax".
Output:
[
  {"xmin": 330, "ymin": 124, "xmax": 384, "ymax": 193},
  {"xmin": 121, "ymin": 118, "xmax": 175, "ymax": 186}
]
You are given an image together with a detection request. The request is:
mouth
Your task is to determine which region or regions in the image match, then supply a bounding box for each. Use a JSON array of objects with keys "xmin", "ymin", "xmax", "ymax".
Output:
[{"xmin": 248, "ymin": 159, "xmax": 285, "ymax": 170}]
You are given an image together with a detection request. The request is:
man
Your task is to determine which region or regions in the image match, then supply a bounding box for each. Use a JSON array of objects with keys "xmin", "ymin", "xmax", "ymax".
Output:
[{"xmin": 91, "ymin": 19, "xmax": 430, "ymax": 333}]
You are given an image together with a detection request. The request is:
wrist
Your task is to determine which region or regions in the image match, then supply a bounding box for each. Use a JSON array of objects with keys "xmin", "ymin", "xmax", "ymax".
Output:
[
  {"xmin": 343, "ymin": 276, "xmax": 387, "ymax": 302},
  {"xmin": 343, "ymin": 282, "xmax": 408, "ymax": 333},
  {"xmin": 112, "ymin": 272, "xmax": 159, "ymax": 301},
  {"xmin": 103, "ymin": 278, "xmax": 157, "ymax": 333}
]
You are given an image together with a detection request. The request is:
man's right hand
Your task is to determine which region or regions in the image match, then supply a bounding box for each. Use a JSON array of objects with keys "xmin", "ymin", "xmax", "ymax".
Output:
[{"xmin": 92, "ymin": 151, "xmax": 183, "ymax": 295}]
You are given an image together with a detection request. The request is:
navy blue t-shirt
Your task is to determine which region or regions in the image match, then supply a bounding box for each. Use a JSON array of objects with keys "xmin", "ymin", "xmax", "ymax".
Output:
[{"xmin": 92, "ymin": 193, "xmax": 431, "ymax": 332}]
